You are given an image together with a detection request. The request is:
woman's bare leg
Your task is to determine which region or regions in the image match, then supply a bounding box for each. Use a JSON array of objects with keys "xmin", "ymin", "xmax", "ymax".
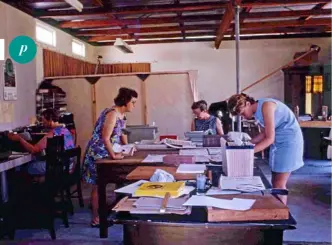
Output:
[
  {"xmin": 91, "ymin": 185, "xmax": 99, "ymax": 224},
  {"xmin": 271, "ymin": 171, "xmax": 291, "ymax": 205}
]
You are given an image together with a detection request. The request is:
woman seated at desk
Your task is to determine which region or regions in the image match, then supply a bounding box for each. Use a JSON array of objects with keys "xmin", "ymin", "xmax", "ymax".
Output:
[
  {"xmin": 191, "ymin": 100, "xmax": 224, "ymax": 135},
  {"xmin": 8, "ymin": 109, "xmax": 75, "ymax": 175},
  {"xmin": 82, "ymin": 87, "xmax": 138, "ymax": 227}
]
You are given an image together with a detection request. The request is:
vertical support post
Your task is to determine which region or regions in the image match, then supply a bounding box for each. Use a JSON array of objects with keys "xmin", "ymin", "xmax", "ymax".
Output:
[{"xmin": 235, "ymin": 3, "xmax": 242, "ymax": 132}]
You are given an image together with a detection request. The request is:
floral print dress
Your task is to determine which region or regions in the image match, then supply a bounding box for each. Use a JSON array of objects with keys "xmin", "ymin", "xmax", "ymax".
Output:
[{"xmin": 82, "ymin": 108, "xmax": 125, "ymax": 185}]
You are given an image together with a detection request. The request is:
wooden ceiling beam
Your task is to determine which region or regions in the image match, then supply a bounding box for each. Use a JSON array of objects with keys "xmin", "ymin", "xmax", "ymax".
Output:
[
  {"xmin": 240, "ymin": 0, "xmax": 331, "ymax": 8},
  {"xmin": 92, "ymin": 32, "xmax": 331, "ymax": 45},
  {"xmin": 215, "ymin": 2, "xmax": 235, "ymax": 49},
  {"xmin": 59, "ymin": 15, "xmax": 222, "ymax": 28},
  {"xmin": 38, "ymin": 2, "xmax": 227, "ymax": 18},
  {"xmin": 58, "ymin": 8, "xmax": 331, "ymax": 29},
  {"xmin": 303, "ymin": 2, "xmax": 329, "ymax": 21},
  {"xmin": 89, "ymin": 31, "xmax": 217, "ymax": 42},
  {"xmin": 88, "ymin": 25, "xmax": 329, "ymax": 42},
  {"xmin": 240, "ymin": 18, "xmax": 332, "ymax": 29},
  {"xmin": 76, "ymin": 24, "xmax": 218, "ymax": 36},
  {"xmin": 76, "ymin": 18, "xmax": 331, "ymax": 36}
]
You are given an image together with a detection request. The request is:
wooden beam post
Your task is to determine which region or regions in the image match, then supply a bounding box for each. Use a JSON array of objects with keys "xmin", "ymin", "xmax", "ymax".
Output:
[{"xmin": 215, "ymin": 2, "xmax": 235, "ymax": 49}]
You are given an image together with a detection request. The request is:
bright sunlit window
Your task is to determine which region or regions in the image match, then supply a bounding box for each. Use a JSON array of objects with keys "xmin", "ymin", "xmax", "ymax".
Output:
[
  {"xmin": 36, "ymin": 22, "xmax": 56, "ymax": 46},
  {"xmin": 72, "ymin": 39, "xmax": 85, "ymax": 57}
]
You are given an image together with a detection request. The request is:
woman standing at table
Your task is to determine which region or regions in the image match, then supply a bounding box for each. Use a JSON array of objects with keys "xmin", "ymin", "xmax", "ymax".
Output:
[
  {"xmin": 228, "ymin": 93, "xmax": 304, "ymax": 204},
  {"xmin": 82, "ymin": 87, "xmax": 138, "ymax": 227}
]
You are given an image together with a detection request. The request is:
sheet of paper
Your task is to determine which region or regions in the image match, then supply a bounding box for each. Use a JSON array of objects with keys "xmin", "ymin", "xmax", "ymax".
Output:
[
  {"xmin": 121, "ymin": 144, "xmax": 135, "ymax": 155},
  {"xmin": 207, "ymin": 148, "xmax": 223, "ymax": 155},
  {"xmin": 142, "ymin": 154, "xmax": 166, "ymax": 163},
  {"xmin": 0, "ymin": 102, "xmax": 14, "ymax": 123},
  {"xmin": 195, "ymin": 155, "xmax": 211, "ymax": 162},
  {"xmin": 115, "ymin": 180, "xmax": 148, "ymax": 194},
  {"xmin": 176, "ymin": 164, "xmax": 206, "ymax": 174},
  {"xmin": 206, "ymin": 187, "xmax": 241, "ymax": 195},
  {"xmin": 219, "ymin": 176, "xmax": 265, "ymax": 192},
  {"xmin": 179, "ymin": 149, "xmax": 209, "ymax": 156},
  {"xmin": 183, "ymin": 195, "xmax": 256, "ymax": 211}
]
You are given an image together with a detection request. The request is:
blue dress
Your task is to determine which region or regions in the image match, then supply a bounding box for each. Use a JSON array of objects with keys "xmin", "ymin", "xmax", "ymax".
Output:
[
  {"xmin": 194, "ymin": 116, "xmax": 217, "ymax": 134},
  {"xmin": 82, "ymin": 108, "xmax": 126, "ymax": 185},
  {"xmin": 254, "ymin": 98, "xmax": 304, "ymax": 173}
]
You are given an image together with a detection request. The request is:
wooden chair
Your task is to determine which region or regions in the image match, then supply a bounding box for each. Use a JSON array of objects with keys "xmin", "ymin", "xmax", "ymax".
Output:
[{"xmin": 6, "ymin": 136, "xmax": 65, "ymax": 240}]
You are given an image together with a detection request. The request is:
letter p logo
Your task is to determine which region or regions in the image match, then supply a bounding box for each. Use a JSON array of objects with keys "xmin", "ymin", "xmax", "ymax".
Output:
[
  {"xmin": 19, "ymin": 45, "xmax": 28, "ymax": 56},
  {"xmin": 9, "ymin": 36, "xmax": 37, "ymax": 64}
]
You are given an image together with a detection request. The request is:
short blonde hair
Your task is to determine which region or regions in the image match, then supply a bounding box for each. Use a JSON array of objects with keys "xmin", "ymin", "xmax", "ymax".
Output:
[{"xmin": 228, "ymin": 93, "xmax": 256, "ymax": 115}]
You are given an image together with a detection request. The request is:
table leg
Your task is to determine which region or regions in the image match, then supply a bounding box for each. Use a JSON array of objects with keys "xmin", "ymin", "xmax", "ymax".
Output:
[
  {"xmin": 0, "ymin": 171, "xmax": 8, "ymax": 203},
  {"xmin": 98, "ymin": 180, "xmax": 108, "ymax": 238}
]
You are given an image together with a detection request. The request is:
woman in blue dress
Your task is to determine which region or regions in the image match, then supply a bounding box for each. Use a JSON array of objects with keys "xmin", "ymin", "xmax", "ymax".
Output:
[
  {"xmin": 82, "ymin": 87, "xmax": 138, "ymax": 227},
  {"xmin": 191, "ymin": 100, "xmax": 224, "ymax": 135},
  {"xmin": 228, "ymin": 93, "xmax": 304, "ymax": 204}
]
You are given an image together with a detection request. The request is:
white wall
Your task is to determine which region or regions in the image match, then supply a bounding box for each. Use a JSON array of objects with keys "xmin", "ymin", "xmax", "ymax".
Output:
[
  {"xmin": 0, "ymin": 2, "xmax": 95, "ymax": 131},
  {"xmin": 95, "ymin": 38, "xmax": 331, "ymax": 104}
]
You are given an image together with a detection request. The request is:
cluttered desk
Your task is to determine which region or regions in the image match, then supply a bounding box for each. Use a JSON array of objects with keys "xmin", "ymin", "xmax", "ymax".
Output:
[{"xmin": 96, "ymin": 132, "xmax": 296, "ymax": 243}]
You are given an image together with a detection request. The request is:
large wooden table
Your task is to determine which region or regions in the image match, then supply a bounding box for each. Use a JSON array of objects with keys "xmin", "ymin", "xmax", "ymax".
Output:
[
  {"xmin": 112, "ymin": 165, "xmax": 296, "ymax": 245},
  {"xmin": 299, "ymin": 120, "xmax": 331, "ymax": 128},
  {"xmin": 96, "ymin": 149, "xmax": 179, "ymax": 238}
]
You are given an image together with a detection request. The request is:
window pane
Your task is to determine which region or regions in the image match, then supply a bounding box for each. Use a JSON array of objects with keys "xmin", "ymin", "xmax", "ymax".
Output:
[
  {"xmin": 72, "ymin": 40, "xmax": 85, "ymax": 57},
  {"xmin": 305, "ymin": 93, "xmax": 312, "ymax": 114},
  {"xmin": 313, "ymin": 75, "xmax": 323, "ymax": 93},
  {"xmin": 305, "ymin": 76, "xmax": 312, "ymax": 93},
  {"xmin": 36, "ymin": 25, "xmax": 55, "ymax": 46}
]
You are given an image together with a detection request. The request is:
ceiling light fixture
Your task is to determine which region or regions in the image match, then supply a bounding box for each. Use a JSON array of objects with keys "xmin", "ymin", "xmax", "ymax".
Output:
[{"xmin": 65, "ymin": 0, "xmax": 83, "ymax": 12}]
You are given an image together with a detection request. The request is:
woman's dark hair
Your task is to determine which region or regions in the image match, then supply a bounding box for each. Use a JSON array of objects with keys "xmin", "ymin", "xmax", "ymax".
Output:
[
  {"xmin": 191, "ymin": 100, "xmax": 208, "ymax": 111},
  {"xmin": 41, "ymin": 109, "xmax": 59, "ymax": 122},
  {"xmin": 114, "ymin": 87, "xmax": 138, "ymax": 107},
  {"xmin": 228, "ymin": 93, "xmax": 256, "ymax": 115}
]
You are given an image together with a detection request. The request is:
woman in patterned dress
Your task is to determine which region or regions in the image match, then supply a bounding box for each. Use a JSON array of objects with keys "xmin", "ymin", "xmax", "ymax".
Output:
[
  {"xmin": 8, "ymin": 109, "xmax": 75, "ymax": 175},
  {"xmin": 191, "ymin": 100, "xmax": 224, "ymax": 135},
  {"xmin": 82, "ymin": 87, "xmax": 138, "ymax": 227}
]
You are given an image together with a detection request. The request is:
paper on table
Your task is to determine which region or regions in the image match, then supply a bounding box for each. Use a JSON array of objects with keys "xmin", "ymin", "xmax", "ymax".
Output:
[
  {"xmin": 195, "ymin": 155, "xmax": 211, "ymax": 162},
  {"xmin": 206, "ymin": 187, "xmax": 241, "ymax": 195},
  {"xmin": 183, "ymin": 195, "xmax": 256, "ymax": 211},
  {"xmin": 219, "ymin": 176, "xmax": 265, "ymax": 192},
  {"xmin": 142, "ymin": 154, "xmax": 166, "ymax": 163},
  {"xmin": 179, "ymin": 149, "xmax": 209, "ymax": 156},
  {"xmin": 121, "ymin": 144, "xmax": 135, "ymax": 155},
  {"xmin": 176, "ymin": 164, "xmax": 206, "ymax": 174},
  {"xmin": 133, "ymin": 185, "xmax": 195, "ymax": 198},
  {"xmin": 117, "ymin": 180, "xmax": 195, "ymax": 198},
  {"xmin": 207, "ymin": 148, "xmax": 223, "ymax": 155},
  {"xmin": 115, "ymin": 180, "xmax": 148, "ymax": 194}
]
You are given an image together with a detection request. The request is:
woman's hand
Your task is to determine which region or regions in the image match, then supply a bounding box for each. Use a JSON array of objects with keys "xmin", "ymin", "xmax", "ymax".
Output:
[
  {"xmin": 8, "ymin": 133, "xmax": 21, "ymax": 142},
  {"xmin": 112, "ymin": 153, "xmax": 124, "ymax": 160}
]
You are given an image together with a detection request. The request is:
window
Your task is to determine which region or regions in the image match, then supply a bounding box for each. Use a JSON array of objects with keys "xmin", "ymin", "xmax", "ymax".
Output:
[
  {"xmin": 305, "ymin": 76, "xmax": 312, "ymax": 114},
  {"xmin": 72, "ymin": 39, "xmax": 85, "ymax": 57},
  {"xmin": 36, "ymin": 22, "xmax": 56, "ymax": 46},
  {"xmin": 313, "ymin": 75, "xmax": 323, "ymax": 93}
]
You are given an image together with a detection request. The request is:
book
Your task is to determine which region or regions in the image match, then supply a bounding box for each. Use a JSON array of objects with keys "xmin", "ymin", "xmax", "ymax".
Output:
[{"xmin": 134, "ymin": 181, "xmax": 185, "ymax": 198}]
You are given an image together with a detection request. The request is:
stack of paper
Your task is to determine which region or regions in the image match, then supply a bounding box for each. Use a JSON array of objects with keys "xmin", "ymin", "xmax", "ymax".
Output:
[
  {"xmin": 115, "ymin": 180, "xmax": 195, "ymax": 198},
  {"xmin": 134, "ymin": 196, "xmax": 188, "ymax": 211},
  {"xmin": 219, "ymin": 176, "xmax": 265, "ymax": 192},
  {"xmin": 183, "ymin": 195, "xmax": 256, "ymax": 211},
  {"xmin": 134, "ymin": 182, "xmax": 185, "ymax": 198},
  {"xmin": 176, "ymin": 164, "xmax": 206, "ymax": 174},
  {"xmin": 179, "ymin": 149, "xmax": 209, "ymax": 156},
  {"xmin": 142, "ymin": 154, "xmax": 166, "ymax": 163}
]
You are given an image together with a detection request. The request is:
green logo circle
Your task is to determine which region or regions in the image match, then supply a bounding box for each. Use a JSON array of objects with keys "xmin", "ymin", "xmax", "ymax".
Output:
[{"xmin": 9, "ymin": 36, "xmax": 37, "ymax": 64}]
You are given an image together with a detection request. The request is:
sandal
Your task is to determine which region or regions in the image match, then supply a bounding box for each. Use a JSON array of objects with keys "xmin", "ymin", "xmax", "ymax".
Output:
[{"xmin": 90, "ymin": 222, "xmax": 100, "ymax": 228}]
